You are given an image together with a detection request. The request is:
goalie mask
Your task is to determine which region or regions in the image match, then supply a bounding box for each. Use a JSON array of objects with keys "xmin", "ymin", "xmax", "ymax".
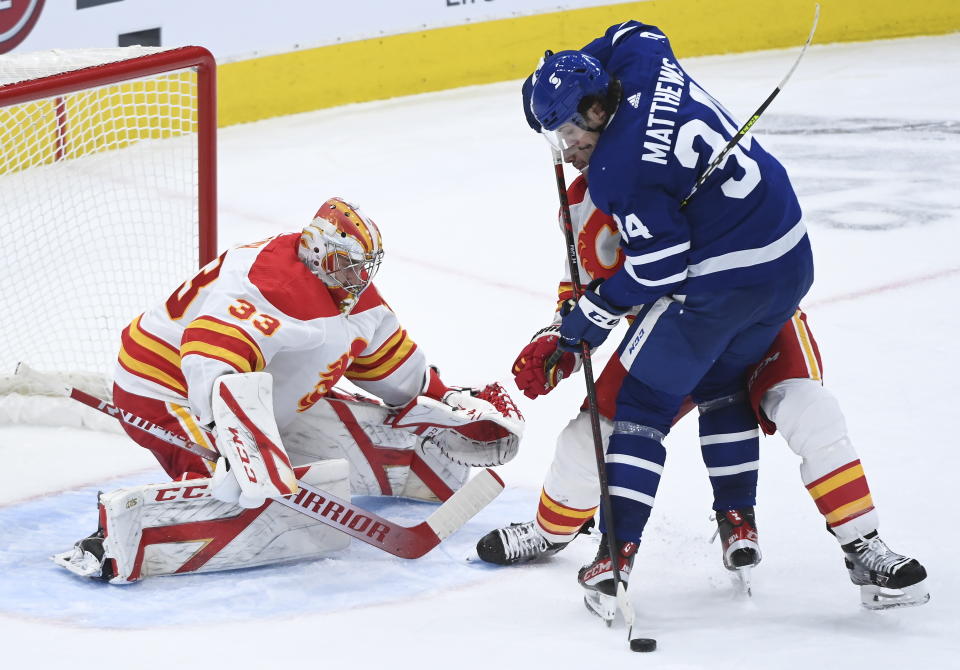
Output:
[{"xmin": 299, "ymin": 198, "xmax": 384, "ymax": 300}]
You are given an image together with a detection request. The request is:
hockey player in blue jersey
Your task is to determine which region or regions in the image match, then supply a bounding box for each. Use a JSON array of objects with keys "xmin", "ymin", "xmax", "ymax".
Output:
[{"xmin": 525, "ymin": 21, "xmax": 815, "ymax": 615}]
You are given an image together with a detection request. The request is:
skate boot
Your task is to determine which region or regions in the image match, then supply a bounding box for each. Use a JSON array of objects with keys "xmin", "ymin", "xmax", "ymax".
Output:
[
  {"xmin": 476, "ymin": 518, "xmax": 593, "ymax": 565},
  {"xmin": 841, "ymin": 531, "xmax": 929, "ymax": 610},
  {"xmin": 51, "ymin": 528, "xmax": 117, "ymax": 582},
  {"xmin": 714, "ymin": 508, "xmax": 761, "ymax": 596},
  {"xmin": 578, "ymin": 534, "xmax": 637, "ymax": 626}
]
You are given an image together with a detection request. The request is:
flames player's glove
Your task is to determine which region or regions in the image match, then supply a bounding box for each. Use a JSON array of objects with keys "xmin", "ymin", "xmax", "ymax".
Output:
[
  {"xmin": 557, "ymin": 279, "xmax": 627, "ymax": 352},
  {"xmin": 512, "ymin": 326, "xmax": 577, "ymax": 399}
]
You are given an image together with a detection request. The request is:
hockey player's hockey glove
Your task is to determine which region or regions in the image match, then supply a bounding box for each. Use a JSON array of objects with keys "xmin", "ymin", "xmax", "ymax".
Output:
[
  {"xmin": 512, "ymin": 326, "xmax": 578, "ymax": 398},
  {"xmin": 557, "ymin": 280, "xmax": 626, "ymax": 352}
]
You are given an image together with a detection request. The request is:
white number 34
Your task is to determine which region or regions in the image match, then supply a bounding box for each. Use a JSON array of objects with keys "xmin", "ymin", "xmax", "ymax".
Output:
[{"xmin": 613, "ymin": 212, "xmax": 653, "ymax": 241}]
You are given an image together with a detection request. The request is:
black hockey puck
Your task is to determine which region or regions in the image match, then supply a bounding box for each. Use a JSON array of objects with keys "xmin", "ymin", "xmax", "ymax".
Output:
[{"xmin": 629, "ymin": 637, "xmax": 657, "ymax": 652}]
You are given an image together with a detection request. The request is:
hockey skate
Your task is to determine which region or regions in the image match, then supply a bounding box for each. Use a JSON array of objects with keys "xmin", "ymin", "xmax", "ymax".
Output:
[
  {"xmin": 713, "ymin": 508, "xmax": 761, "ymax": 597},
  {"xmin": 578, "ymin": 534, "xmax": 637, "ymax": 626},
  {"xmin": 476, "ymin": 518, "xmax": 593, "ymax": 565},
  {"xmin": 52, "ymin": 527, "xmax": 116, "ymax": 582},
  {"xmin": 841, "ymin": 532, "xmax": 929, "ymax": 610}
]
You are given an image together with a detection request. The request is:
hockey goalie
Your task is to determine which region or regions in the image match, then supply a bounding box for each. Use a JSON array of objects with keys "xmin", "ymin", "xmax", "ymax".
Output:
[{"xmin": 53, "ymin": 197, "xmax": 524, "ymax": 583}]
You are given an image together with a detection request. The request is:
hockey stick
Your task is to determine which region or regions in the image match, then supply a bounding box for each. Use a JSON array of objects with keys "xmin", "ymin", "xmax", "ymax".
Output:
[
  {"xmin": 546, "ymin": 148, "xmax": 638, "ymax": 642},
  {"xmin": 57, "ymin": 383, "xmax": 504, "ymax": 559},
  {"xmin": 679, "ymin": 3, "xmax": 820, "ymax": 209}
]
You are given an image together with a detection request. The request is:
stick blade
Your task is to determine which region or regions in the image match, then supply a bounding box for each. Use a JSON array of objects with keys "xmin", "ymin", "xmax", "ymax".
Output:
[
  {"xmin": 616, "ymin": 580, "xmax": 636, "ymax": 639},
  {"xmin": 425, "ymin": 468, "xmax": 504, "ymax": 541}
]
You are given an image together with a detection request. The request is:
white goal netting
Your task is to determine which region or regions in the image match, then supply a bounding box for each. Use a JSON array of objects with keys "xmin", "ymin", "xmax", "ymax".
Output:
[{"xmin": 0, "ymin": 46, "xmax": 215, "ymax": 427}]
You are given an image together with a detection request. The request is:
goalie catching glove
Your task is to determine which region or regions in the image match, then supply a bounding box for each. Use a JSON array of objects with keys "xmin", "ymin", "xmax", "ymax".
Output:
[
  {"xmin": 512, "ymin": 325, "xmax": 579, "ymax": 399},
  {"xmin": 389, "ymin": 382, "xmax": 525, "ymax": 467},
  {"xmin": 209, "ymin": 372, "xmax": 298, "ymax": 509}
]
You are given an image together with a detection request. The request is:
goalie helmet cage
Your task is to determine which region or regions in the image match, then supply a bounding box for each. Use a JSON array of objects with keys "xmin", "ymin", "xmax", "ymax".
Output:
[{"xmin": 0, "ymin": 46, "xmax": 217, "ymax": 396}]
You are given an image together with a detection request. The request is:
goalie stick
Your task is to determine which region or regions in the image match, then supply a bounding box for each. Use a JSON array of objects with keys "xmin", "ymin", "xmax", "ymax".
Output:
[
  {"xmin": 62, "ymin": 384, "xmax": 504, "ymax": 559},
  {"xmin": 680, "ymin": 3, "xmax": 821, "ymax": 209}
]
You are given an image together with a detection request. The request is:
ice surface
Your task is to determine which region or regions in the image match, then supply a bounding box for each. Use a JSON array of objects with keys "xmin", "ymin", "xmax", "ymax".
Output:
[{"xmin": 1, "ymin": 33, "xmax": 958, "ymax": 668}]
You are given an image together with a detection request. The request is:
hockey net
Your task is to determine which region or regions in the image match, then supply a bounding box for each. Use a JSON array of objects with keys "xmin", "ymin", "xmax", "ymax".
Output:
[{"xmin": 0, "ymin": 46, "xmax": 217, "ymax": 429}]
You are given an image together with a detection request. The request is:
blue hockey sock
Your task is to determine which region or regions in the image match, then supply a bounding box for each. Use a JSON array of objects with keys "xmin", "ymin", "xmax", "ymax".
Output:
[
  {"xmin": 697, "ymin": 392, "xmax": 759, "ymax": 510},
  {"xmin": 600, "ymin": 423, "xmax": 666, "ymax": 543}
]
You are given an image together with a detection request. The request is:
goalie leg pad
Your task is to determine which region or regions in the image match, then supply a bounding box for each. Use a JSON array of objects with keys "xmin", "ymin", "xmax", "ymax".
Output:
[
  {"xmin": 52, "ymin": 460, "xmax": 351, "ymax": 583},
  {"xmin": 282, "ymin": 394, "xmax": 469, "ymax": 502}
]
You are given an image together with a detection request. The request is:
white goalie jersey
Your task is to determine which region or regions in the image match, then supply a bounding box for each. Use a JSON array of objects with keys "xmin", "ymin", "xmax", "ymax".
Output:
[{"xmin": 114, "ymin": 233, "xmax": 428, "ymax": 429}]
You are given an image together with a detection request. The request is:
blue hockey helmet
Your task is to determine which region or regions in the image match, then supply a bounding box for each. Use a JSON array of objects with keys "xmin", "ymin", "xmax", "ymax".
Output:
[{"xmin": 528, "ymin": 50, "xmax": 610, "ymax": 132}]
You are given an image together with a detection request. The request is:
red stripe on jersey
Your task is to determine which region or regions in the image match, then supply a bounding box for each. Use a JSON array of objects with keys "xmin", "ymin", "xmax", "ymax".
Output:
[
  {"xmin": 118, "ymin": 318, "xmax": 188, "ymax": 396},
  {"xmin": 181, "ymin": 316, "xmax": 265, "ymax": 374},
  {"xmin": 346, "ymin": 329, "xmax": 418, "ymax": 382},
  {"xmin": 346, "ymin": 344, "xmax": 417, "ymax": 382}
]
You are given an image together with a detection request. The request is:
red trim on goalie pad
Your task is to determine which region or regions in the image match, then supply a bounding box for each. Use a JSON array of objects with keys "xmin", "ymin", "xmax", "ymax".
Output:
[
  {"xmin": 747, "ymin": 309, "xmax": 824, "ymax": 435},
  {"xmin": 112, "ymin": 384, "xmax": 210, "ymax": 479},
  {"xmin": 409, "ymin": 456, "xmax": 454, "ymax": 502},
  {"xmin": 328, "ymin": 399, "xmax": 409, "ymax": 496},
  {"xmin": 128, "ymin": 505, "xmax": 269, "ymax": 581},
  {"xmin": 327, "ymin": 399, "xmax": 454, "ymax": 501},
  {"xmin": 217, "ymin": 383, "xmax": 296, "ymax": 496}
]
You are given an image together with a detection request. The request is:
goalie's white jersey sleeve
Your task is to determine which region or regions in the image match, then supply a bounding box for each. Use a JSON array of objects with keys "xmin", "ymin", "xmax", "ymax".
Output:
[{"xmin": 114, "ymin": 233, "xmax": 428, "ymax": 429}]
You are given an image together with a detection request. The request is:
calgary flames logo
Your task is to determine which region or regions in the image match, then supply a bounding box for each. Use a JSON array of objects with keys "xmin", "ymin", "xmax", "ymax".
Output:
[
  {"xmin": 578, "ymin": 210, "xmax": 624, "ymax": 281},
  {"xmin": 297, "ymin": 339, "xmax": 367, "ymax": 412}
]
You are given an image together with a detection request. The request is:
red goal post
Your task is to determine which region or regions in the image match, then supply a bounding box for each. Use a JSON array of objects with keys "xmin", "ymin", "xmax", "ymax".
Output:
[{"xmin": 0, "ymin": 46, "xmax": 217, "ymax": 426}]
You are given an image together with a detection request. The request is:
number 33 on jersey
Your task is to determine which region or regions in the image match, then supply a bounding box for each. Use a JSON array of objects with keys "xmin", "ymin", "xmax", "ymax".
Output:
[{"xmin": 115, "ymin": 234, "xmax": 428, "ymax": 430}]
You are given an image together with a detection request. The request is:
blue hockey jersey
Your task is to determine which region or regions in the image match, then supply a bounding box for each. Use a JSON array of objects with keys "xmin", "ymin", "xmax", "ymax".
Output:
[{"xmin": 582, "ymin": 21, "xmax": 812, "ymax": 308}]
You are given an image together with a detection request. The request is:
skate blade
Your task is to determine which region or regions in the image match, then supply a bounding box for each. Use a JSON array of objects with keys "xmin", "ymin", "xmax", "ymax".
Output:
[
  {"xmin": 860, "ymin": 581, "xmax": 930, "ymax": 610},
  {"xmin": 583, "ymin": 591, "xmax": 617, "ymax": 626},
  {"xmin": 51, "ymin": 547, "xmax": 102, "ymax": 579},
  {"xmin": 727, "ymin": 565, "xmax": 753, "ymax": 598}
]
